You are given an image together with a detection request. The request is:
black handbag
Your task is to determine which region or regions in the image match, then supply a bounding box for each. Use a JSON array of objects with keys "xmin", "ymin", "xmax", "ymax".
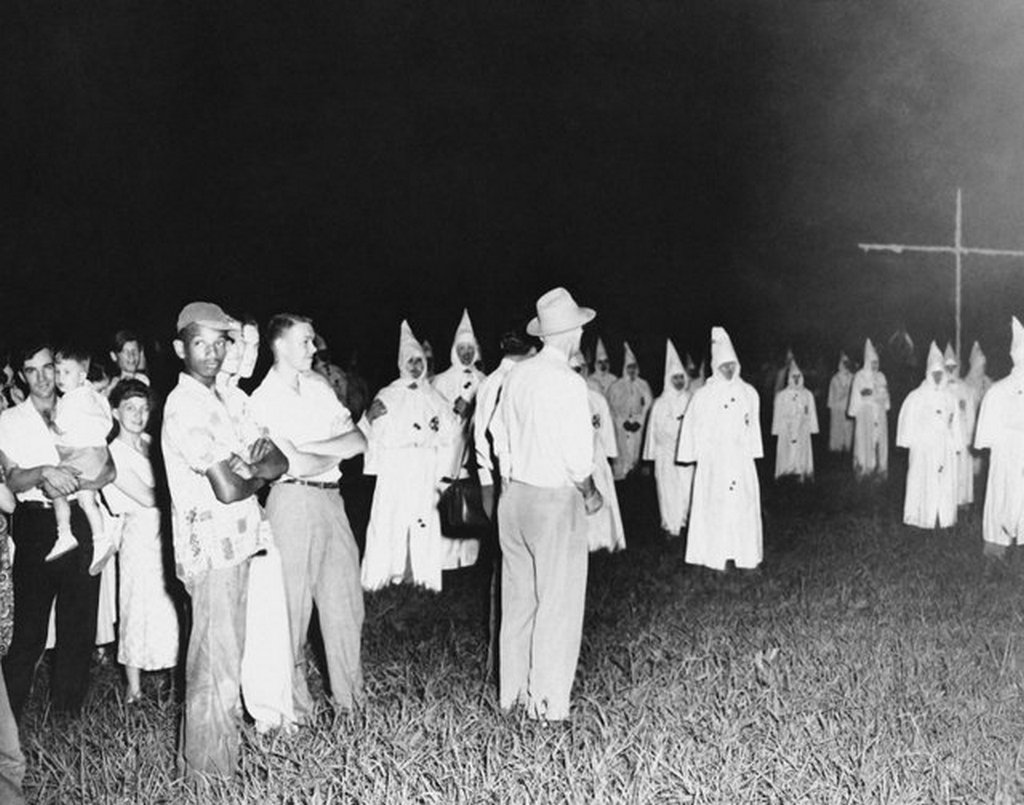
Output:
[{"xmin": 438, "ymin": 436, "xmax": 489, "ymax": 534}]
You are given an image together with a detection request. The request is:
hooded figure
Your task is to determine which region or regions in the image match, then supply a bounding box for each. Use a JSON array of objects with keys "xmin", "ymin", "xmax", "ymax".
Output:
[
  {"xmin": 642, "ymin": 339, "xmax": 695, "ymax": 535},
  {"xmin": 896, "ymin": 342, "xmax": 963, "ymax": 529},
  {"xmin": 587, "ymin": 337, "xmax": 617, "ymax": 396},
  {"xmin": 827, "ymin": 352, "xmax": 855, "ymax": 453},
  {"xmin": 943, "ymin": 343, "xmax": 977, "ymax": 506},
  {"xmin": 570, "ymin": 351, "xmax": 625, "ymax": 552},
  {"xmin": 773, "ymin": 347, "xmax": 795, "ymax": 395},
  {"xmin": 847, "ymin": 338, "xmax": 890, "ymax": 479},
  {"xmin": 685, "ymin": 353, "xmax": 705, "ymax": 392},
  {"xmin": 432, "ymin": 309, "xmax": 487, "ymax": 570},
  {"xmin": 362, "ymin": 321, "xmax": 456, "ymax": 592},
  {"xmin": 772, "ymin": 359, "xmax": 818, "ymax": 482},
  {"xmin": 607, "ymin": 342, "xmax": 653, "ymax": 480},
  {"xmin": 974, "ymin": 318, "xmax": 1024, "ymax": 558},
  {"xmin": 964, "ymin": 340, "xmax": 992, "ymax": 478},
  {"xmin": 677, "ymin": 327, "xmax": 763, "ymax": 571}
]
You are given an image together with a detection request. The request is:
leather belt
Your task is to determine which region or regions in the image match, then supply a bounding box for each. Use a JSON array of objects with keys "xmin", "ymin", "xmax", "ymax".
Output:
[
  {"xmin": 19, "ymin": 500, "xmax": 65, "ymax": 510},
  {"xmin": 276, "ymin": 478, "xmax": 340, "ymax": 490}
]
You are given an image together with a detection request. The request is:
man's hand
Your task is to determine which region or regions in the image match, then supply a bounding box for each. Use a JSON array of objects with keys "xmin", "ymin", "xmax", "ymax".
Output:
[
  {"xmin": 228, "ymin": 454, "xmax": 254, "ymax": 480},
  {"xmin": 480, "ymin": 484, "xmax": 495, "ymax": 520},
  {"xmin": 40, "ymin": 466, "xmax": 80, "ymax": 498},
  {"xmin": 249, "ymin": 437, "xmax": 274, "ymax": 463},
  {"xmin": 367, "ymin": 398, "xmax": 387, "ymax": 424},
  {"xmin": 583, "ymin": 489, "xmax": 604, "ymax": 516}
]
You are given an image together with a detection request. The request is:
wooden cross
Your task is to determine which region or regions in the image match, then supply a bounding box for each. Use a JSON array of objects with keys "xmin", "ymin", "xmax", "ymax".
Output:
[{"xmin": 858, "ymin": 188, "xmax": 1024, "ymax": 362}]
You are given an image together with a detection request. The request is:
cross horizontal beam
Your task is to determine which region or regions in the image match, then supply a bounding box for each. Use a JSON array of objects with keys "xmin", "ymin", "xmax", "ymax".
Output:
[{"xmin": 859, "ymin": 243, "xmax": 1024, "ymax": 258}]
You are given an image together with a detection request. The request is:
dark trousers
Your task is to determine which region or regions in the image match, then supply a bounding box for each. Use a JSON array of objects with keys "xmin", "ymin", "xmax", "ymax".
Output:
[{"xmin": 2, "ymin": 503, "xmax": 100, "ymax": 720}]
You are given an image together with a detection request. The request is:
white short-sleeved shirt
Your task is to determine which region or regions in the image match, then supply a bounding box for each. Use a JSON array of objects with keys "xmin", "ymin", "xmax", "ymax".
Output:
[
  {"xmin": 161, "ymin": 372, "xmax": 267, "ymax": 581},
  {"xmin": 0, "ymin": 399, "xmax": 64, "ymax": 504},
  {"xmin": 249, "ymin": 368, "xmax": 355, "ymax": 484},
  {"xmin": 492, "ymin": 345, "xmax": 594, "ymax": 489}
]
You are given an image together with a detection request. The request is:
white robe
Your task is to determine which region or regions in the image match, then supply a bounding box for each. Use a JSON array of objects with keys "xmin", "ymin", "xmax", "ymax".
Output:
[
  {"xmin": 642, "ymin": 389, "xmax": 694, "ymax": 534},
  {"xmin": 847, "ymin": 368, "xmax": 890, "ymax": 478},
  {"xmin": 432, "ymin": 363, "xmax": 485, "ymax": 570},
  {"xmin": 607, "ymin": 376, "xmax": 652, "ymax": 480},
  {"xmin": 772, "ymin": 385, "xmax": 818, "ymax": 480},
  {"xmin": 974, "ymin": 371, "xmax": 1024, "ymax": 546},
  {"xmin": 585, "ymin": 389, "xmax": 625, "ymax": 552},
  {"xmin": 964, "ymin": 371, "xmax": 991, "ymax": 477},
  {"xmin": 826, "ymin": 369, "xmax": 854, "ymax": 452},
  {"xmin": 362, "ymin": 378, "xmax": 455, "ymax": 592},
  {"xmin": 947, "ymin": 377, "xmax": 977, "ymax": 506},
  {"xmin": 677, "ymin": 375, "xmax": 763, "ymax": 570},
  {"xmin": 896, "ymin": 380, "xmax": 962, "ymax": 529}
]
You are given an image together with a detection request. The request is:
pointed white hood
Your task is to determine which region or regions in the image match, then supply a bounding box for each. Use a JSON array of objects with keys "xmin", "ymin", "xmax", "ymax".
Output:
[
  {"xmin": 942, "ymin": 342, "xmax": 958, "ymax": 373},
  {"xmin": 1012, "ymin": 316, "xmax": 1024, "ymax": 369},
  {"xmin": 787, "ymin": 359, "xmax": 804, "ymax": 388},
  {"xmin": 925, "ymin": 341, "xmax": 945, "ymax": 377},
  {"xmin": 663, "ymin": 338, "xmax": 686, "ymax": 392},
  {"xmin": 710, "ymin": 326, "xmax": 739, "ymax": 373},
  {"xmin": 398, "ymin": 320, "xmax": 426, "ymax": 379},
  {"xmin": 863, "ymin": 338, "xmax": 879, "ymax": 371},
  {"xmin": 595, "ymin": 337, "xmax": 609, "ymax": 364},
  {"xmin": 623, "ymin": 341, "xmax": 639, "ymax": 373},
  {"xmin": 449, "ymin": 308, "xmax": 480, "ymax": 368}
]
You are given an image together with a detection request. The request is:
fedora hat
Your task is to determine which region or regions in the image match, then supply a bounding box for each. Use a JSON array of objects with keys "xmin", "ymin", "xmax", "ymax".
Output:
[{"xmin": 526, "ymin": 287, "xmax": 596, "ymax": 337}]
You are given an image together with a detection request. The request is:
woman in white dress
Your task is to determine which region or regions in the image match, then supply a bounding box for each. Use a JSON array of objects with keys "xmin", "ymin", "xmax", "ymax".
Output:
[{"xmin": 105, "ymin": 379, "xmax": 180, "ymax": 702}]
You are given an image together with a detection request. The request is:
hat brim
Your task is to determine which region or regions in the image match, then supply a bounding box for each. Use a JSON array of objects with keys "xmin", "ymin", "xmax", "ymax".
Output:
[
  {"xmin": 178, "ymin": 317, "xmax": 238, "ymax": 333},
  {"xmin": 526, "ymin": 307, "xmax": 596, "ymax": 338}
]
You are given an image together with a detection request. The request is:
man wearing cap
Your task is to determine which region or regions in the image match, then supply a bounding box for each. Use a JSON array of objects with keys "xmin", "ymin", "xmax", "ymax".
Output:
[
  {"xmin": 249, "ymin": 313, "xmax": 367, "ymax": 721},
  {"xmin": 161, "ymin": 302, "xmax": 288, "ymax": 778},
  {"xmin": 0, "ymin": 343, "xmax": 114, "ymax": 720},
  {"xmin": 490, "ymin": 287, "xmax": 602, "ymax": 721}
]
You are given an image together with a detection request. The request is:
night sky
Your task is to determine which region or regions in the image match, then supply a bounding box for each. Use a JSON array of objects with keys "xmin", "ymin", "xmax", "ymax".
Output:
[{"xmin": 3, "ymin": 1, "xmax": 1024, "ymax": 389}]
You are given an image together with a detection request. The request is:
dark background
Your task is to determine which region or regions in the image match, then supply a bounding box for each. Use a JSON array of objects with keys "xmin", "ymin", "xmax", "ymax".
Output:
[{"xmin": 3, "ymin": 0, "xmax": 1024, "ymax": 390}]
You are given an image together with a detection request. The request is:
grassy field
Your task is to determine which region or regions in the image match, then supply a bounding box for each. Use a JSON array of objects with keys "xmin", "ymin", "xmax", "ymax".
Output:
[{"xmin": 16, "ymin": 459, "xmax": 1024, "ymax": 803}]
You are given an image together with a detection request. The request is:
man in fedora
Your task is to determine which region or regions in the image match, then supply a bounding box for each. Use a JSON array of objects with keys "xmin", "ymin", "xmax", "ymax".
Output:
[{"xmin": 490, "ymin": 287, "xmax": 603, "ymax": 721}]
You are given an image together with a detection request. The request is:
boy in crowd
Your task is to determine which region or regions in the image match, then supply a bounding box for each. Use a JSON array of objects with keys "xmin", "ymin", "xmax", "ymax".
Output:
[{"xmin": 46, "ymin": 348, "xmax": 113, "ymax": 562}]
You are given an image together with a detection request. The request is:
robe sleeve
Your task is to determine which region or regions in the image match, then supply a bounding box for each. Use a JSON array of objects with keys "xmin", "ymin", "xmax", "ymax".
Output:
[
  {"xmin": 595, "ymin": 394, "xmax": 618, "ymax": 459},
  {"xmin": 746, "ymin": 386, "xmax": 763, "ymax": 460},
  {"xmin": 771, "ymin": 392, "xmax": 785, "ymax": 436},
  {"xmin": 641, "ymin": 399, "xmax": 658, "ymax": 460},
  {"xmin": 806, "ymin": 390, "xmax": 820, "ymax": 435},
  {"xmin": 895, "ymin": 393, "xmax": 915, "ymax": 449},
  {"xmin": 676, "ymin": 392, "xmax": 700, "ymax": 464},
  {"xmin": 973, "ymin": 390, "xmax": 997, "ymax": 450},
  {"xmin": 847, "ymin": 374, "xmax": 863, "ymax": 418}
]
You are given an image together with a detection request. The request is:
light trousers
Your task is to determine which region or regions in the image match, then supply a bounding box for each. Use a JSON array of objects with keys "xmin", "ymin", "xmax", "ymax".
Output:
[
  {"xmin": 266, "ymin": 485, "xmax": 364, "ymax": 717},
  {"xmin": 498, "ymin": 481, "xmax": 588, "ymax": 721},
  {"xmin": 179, "ymin": 562, "xmax": 248, "ymax": 779}
]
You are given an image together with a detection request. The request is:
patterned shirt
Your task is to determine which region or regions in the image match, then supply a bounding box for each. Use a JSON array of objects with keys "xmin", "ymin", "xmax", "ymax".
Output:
[{"xmin": 161, "ymin": 372, "xmax": 268, "ymax": 581}]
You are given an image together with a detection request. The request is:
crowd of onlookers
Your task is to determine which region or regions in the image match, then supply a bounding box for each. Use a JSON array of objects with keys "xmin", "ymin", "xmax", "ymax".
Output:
[{"xmin": 2, "ymin": 298, "xmax": 1022, "ymax": 797}]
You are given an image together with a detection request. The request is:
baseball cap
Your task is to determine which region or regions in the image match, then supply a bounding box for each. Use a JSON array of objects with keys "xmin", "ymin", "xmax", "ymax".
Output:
[{"xmin": 176, "ymin": 302, "xmax": 237, "ymax": 333}]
